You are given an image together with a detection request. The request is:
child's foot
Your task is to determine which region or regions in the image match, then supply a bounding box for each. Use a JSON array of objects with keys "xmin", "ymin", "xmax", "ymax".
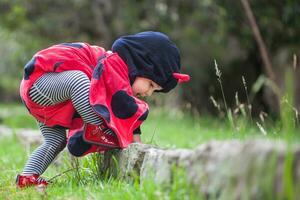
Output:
[{"xmin": 16, "ymin": 174, "xmax": 49, "ymax": 188}]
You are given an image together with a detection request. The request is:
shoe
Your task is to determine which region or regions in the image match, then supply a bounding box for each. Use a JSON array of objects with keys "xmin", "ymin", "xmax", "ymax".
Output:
[
  {"xmin": 16, "ymin": 174, "xmax": 48, "ymax": 188},
  {"xmin": 83, "ymin": 123, "xmax": 119, "ymax": 148}
]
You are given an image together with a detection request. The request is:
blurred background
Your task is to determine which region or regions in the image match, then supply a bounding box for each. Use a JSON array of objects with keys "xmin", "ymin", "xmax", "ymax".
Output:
[
  {"xmin": 1, "ymin": 2, "xmax": 300, "ymax": 199},
  {"xmin": 0, "ymin": 0, "xmax": 299, "ymax": 119}
]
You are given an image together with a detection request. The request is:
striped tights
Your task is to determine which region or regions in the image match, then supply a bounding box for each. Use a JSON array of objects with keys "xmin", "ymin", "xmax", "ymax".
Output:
[{"xmin": 22, "ymin": 70, "xmax": 108, "ymax": 178}]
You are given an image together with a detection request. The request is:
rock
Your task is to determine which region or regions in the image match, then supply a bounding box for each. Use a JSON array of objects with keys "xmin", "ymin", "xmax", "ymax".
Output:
[
  {"xmin": 104, "ymin": 139, "xmax": 300, "ymax": 200},
  {"xmin": 0, "ymin": 125, "xmax": 13, "ymax": 137},
  {"xmin": 141, "ymin": 148, "xmax": 192, "ymax": 184},
  {"xmin": 100, "ymin": 143, "xmax": 152, "ymax": 180},
  {"xmin": 179, "ymin": 140, "xmax": 243, "ymax": 198}
]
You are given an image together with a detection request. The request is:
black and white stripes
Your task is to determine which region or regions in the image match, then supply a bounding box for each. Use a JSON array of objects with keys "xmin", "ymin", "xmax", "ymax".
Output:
[
  {"xmin": 22, "ymin": 122, "xmax": 67, "ymax": 176},
  {"xmin": 22, "ymin": 70, "xmax": 113, "ymax": 176},
  {"xmin": 29, "ymin": 70, "xmax": 104, "ymax": 125}
]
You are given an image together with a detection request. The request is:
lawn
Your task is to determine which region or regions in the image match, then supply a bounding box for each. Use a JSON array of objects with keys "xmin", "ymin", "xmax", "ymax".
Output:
[{"xmin": 0, "ymin": 104, "xmax": 299, "ymax": 199}]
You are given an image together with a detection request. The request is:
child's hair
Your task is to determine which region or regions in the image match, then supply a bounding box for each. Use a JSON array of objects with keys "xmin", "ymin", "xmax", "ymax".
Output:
[{"xmin": 112, "ymin": 31, "xmax": 181, "ymax": 93}]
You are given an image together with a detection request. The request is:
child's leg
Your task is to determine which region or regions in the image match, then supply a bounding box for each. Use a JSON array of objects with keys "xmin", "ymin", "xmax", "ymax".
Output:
[
  {"xmin": 22, "ymin": 122, "xmax": 66, "ymax": 178},
  {"xmin": 29, "ymin": 70, "xmax": 105, "ymax": 125},
  {"xmin": 22, "ymin": 70, "xmax": 112, "ymax": 174}
]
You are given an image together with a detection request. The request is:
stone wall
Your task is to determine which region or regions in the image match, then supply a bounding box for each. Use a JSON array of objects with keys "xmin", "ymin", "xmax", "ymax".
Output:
[{"xmin": 102, "ymin": 141, "xmax": 300, "ymax": 199}]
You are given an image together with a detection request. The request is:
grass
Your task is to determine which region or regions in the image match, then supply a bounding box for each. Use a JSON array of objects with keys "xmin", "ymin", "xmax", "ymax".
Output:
[
  {"xmin": 1, "ymin": 103, "xmax": 299, "ymax": 148},
  {"xmin": 0, "ymin": 104, "xmax": 204, "ymax": 200},
  {"xmin": 0, "ymin": 103, "xmax": 37, "ymax": 129},
  {"xmin": 0, "ymin": 125, "xmax": 199, "ymax": 199},
  {"xmin": 0, "ymin": 103, "xmax": 299, "ymax": 199}
]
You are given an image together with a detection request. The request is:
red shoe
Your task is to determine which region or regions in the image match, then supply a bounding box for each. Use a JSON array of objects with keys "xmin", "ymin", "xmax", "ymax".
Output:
[
  {"xmin": 16, "ymin": 174, "xmax": 48, "ymax": 188},
  {"xmin": 83, "ymin": 123, "xmax": 119, "ymax": 148}
]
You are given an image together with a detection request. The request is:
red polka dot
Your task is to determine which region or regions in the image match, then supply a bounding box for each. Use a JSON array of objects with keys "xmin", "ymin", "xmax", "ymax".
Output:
[
  {"xmin": 24, "ymin": 57, "xmax": 36, "ymax": 80},
  {"xmin": 53, "ymin": 62, "xmax": 63, "ymax": 72},
  {"xmin": 111, "ymin": 90, "xmax": 138, "ymax": 119},
  {"xmin": 92, "ymin": 62, "xmax": 104, "ymax": 80},
  {"xmin": 60, "ymin": 43, "xmax": 83, "ymax": 48},
  {"xmin": 93, "ymin": 104, "xmax": 110, "ymax": 123}
]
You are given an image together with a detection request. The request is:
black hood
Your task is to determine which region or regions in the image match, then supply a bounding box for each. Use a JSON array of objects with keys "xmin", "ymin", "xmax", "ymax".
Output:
[{"xmin": 112, "ymin": 31, "xmax": 181, "ymax": 93}]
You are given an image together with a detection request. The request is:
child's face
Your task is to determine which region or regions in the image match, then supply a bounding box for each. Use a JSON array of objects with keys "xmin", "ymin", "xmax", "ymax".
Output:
[{"xmin": 132, "ymin": 77, "xmax": 162, "ymax": 97}]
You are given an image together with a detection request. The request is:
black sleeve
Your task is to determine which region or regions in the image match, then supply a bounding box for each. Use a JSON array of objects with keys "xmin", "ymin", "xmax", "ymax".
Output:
[{"xmin": 133, "ymin": 127, "xmax": 141, "ymax": 135}]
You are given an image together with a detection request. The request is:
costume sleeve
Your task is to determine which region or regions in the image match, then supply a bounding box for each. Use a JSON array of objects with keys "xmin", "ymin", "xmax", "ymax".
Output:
[{"xmin": 133, "ymin": 127, "xmax": 141, "ymax": 135}]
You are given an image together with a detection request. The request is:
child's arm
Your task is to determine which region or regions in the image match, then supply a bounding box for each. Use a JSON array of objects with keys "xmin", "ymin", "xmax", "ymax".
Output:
[
  {"xmin": 133, "ymin": 127, "xmax": 142, "ymax": 143},
  {"xmin": 133, "ymin": 134, "xmax": 142, "ymax": 143}
]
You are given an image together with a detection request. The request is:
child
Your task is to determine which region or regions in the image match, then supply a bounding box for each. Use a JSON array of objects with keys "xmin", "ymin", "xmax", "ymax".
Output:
[{"xmin": 16, "ymin": 31, "xmax": 190, "ymax": 188}]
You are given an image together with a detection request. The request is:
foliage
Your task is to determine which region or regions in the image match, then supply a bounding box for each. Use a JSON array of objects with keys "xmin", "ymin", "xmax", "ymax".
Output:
[{"xmin": 0, "ymin": 0, "xmax": 299, "ymax": 115}]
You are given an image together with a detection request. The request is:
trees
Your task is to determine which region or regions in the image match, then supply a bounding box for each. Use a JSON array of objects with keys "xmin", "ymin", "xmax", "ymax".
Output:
[{"xmin": 0, "ymin": 0, "xmax": 299, "ymax": 116}]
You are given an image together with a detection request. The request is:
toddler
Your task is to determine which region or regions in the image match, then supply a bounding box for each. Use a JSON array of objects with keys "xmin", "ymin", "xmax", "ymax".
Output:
[{"xmin": 16, "ymin": 31, "xmax": 190, "ymax": 188}]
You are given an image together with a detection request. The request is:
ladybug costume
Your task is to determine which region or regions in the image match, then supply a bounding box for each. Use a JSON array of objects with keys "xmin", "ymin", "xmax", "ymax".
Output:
[{"xmin": 18, "ymin": 31, "xmax": 190, "ymax": 188}]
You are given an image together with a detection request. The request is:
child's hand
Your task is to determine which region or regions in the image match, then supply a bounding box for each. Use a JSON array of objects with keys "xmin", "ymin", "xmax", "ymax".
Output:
[{"xmin": 133, "ymin": 134, "xmax": 142, "ymax": 143}]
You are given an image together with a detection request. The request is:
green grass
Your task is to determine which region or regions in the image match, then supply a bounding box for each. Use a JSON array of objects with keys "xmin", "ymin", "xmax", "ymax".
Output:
[
  {"xmin": 0, "ymin": 136, "xmax": 199, "ymax": 200},
  {"xmin": 143, "ymin": 108, "xmax": 300, "ymax": 148},
  {"xmin": 0, "ymin": 103, "xmax": 37, "ymax": 128},
  {"xmin": 0, "ymin": 104, "xmax": 202, "ymax": 199},
  {"xmin": 1, "ymin": 104, "xmax": 299, "ymax": 148},
  {"xmin": 0, "ymin": 103, "xmax": 299, "ymax": 199}
]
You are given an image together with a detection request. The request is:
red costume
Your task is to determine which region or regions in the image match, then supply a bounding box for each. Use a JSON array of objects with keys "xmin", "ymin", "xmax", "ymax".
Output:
[
  {"xmin": 17, "ymin": 32, "xmax": 190, "ymax": 189},
  {"xmin": 20, "ymin": 43, "xmax": 149, "ymax": 156}
]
